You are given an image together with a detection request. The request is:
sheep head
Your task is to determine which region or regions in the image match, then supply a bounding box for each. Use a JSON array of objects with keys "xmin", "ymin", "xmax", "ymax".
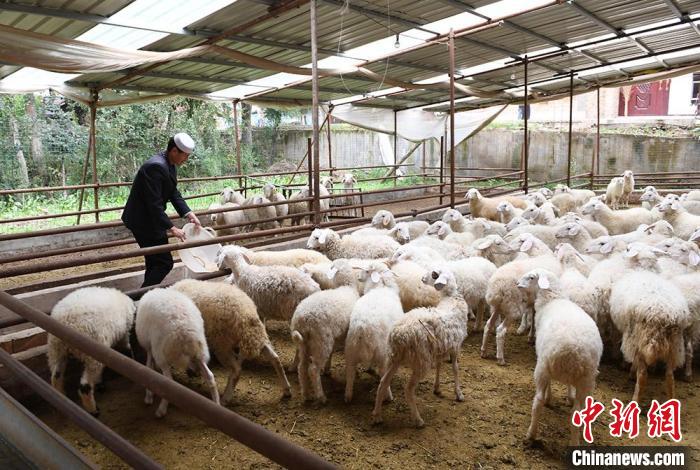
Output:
[
  {"xmin": 555, "ymin": 222, "xmax": 584, "ymax": 239},
  {"xmin": 371, "ymin": 210, "xmax": 394, "ymax": 228},
  {"xmin": 465, "ymin": 188, "xmax": 481, "ymax": 201},
  {"xmin": 307, "ymin": 228, "xmax": 334, "ymax": 250},
  {"xmin": 517, "ymin": 268, "xmax": 557, "ymax": 292},
  {"xmin": 442, "ymin": 208, "xmax": 462, "ymax": 223},
  {"xmin": 421, "ymin": 265, "xmax": 456, "ymax": 293},
  {"xmin": 506, "ymin": 216, "xmax": 529, "ymax": 232},
  {"xmin": 388, "ymin": 222, "xmax": 411, "ymax": 244},
  {"xmin": 427, "ymin": 221, "xmax": 451, "ymax": 240}
]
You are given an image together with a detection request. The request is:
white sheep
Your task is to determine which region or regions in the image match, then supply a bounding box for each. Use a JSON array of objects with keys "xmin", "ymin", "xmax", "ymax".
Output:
[
  {"xmin": 470, "ymin": 234, "xmax": 519, "ymax": 266},
  {"xmin": 464, "ymin": 188, "xmax": 527, "ymax": 221},
  {"xmin": 371, "ymin": 210, "xmax": 396, "ymax": 229},
  {"xmin": 242, "ymin": 195, "xmax": 279, "ymax": 231},
  {"xmin": 291, "ymin": 260, "xmax": 360, "ymax": 403},
  {"xmin": 425, "ymin": 221, "xmax": 476, "ymax": 247},
  {"xmin": 481, "ymin": 255, "xmax": 562, "ymax": 364},
  {"xmin": 555, "ymin": 243, "xmax": 598, "ymax": 320},
  {"xmin": 372, "ymin": 266, "xmax": 470, "ymax": 427},
  {"xmin": 554, "ymin": 222, "xmax": 593, "ymax": 252},
  {"xmin": 209, "ymin": 202, "xmax": 248, "ymax": 237},
  {"xmin": 237, "ymin": 245, "xmax": 330, "ymax": 267},
  {"xmin": 405, "ymin": 233, "xmax": 470, "ymax": 260},
  {"xmin": 639, "ymin": 186, "xmax": 662, "ymax": 211},
  {"xmin": 390, "ymin": 244, "xmax": 447, "ymax": 271},
  {"xmin": 441, "ymin": 208, "xmax": 470, "ymax": 232},
  {"xmin": 668, "ymin": 272, "xmax": 700, "ymax": 381},
  {"xmin": 171, "ymin": 279, "xmax": 291, "ymax": 404},
  {"xmin": 220, "ymin": 187, "xmax": 245, "ymax": 205},
  {"xmin": 440, "ymin": 257, "xmax": 497, "ymax": 333},
  {"xmin": 388, "ymin": 221, "xmax": 423, "ymax": 244},
  {"xmin": 217, "ymin": 246, "xmax": 320, "ymax": 322},
  {"xmin": 609, "ymin": 260, "xmax": 691, "ymax": 401},
  {"xmin": 605, "ymin": 177, "xmax": 625, "ymax": 210},
  {"xmin": 556, "ymin": 212, "xmax": 609, "ymax": 239},
  {"xmin": 657, "ymin": 196, "xmax": 700, "ymax": 240},
  {"xmin": 521, "ymin": 202, "xmax": 557, "ymax": 225},
  {"xmin": 505, "ymin": 216, "xmax": 530, "ymax": 232},
  {"xmin": 48, "ymin": 287, "xmax": 135, "ymax": 416},
  {"xmin": 508, "ymin": 232, "xmax": 554, "ymax": 258},
  {"xmin": 496, "ymin": 201, "xmax": 523, "ymax": 224},
  {"xmin": 554, "ymin": 184, "xmax": 596, "ymax": 207},
  {"xmin": 345, "ymin": 262, "xmax": 404, "ymax": 403},
  {"xmin": 581, "ymin": 199, "xmax": 657, "ymax": 235},
  {"xmin": 505, "ymin": 223, "xmax": 562, "ymax": 251},
  {"xmin": 620, "ymin": 170, "xmax": 635, "ymax": 208},
  {"xmin": 136, "ymin": 288, "xmax": 219, "ymax": 417},
  {"xmin": 389, "ymin": 260, "xmax": 442, "ymax": 312},
  {"xmin": 516, "ymin": 269, "xmax": 602, "ymax": 445},
  {"xmin": 288, "ymin": 186, "xmax": 311, "ymax": 226},
  {"xmin": 538, "ymin": 187, "xmax": 554, "ymax": 199},
  {"xmin": 340, "ymin": 173, "xmax": 357, "ymax": 207},
  {"xmin": 263, "ymin": 183, "xmax": 289, "ymax": 223},
  {"xmin": 550, "ymin": 192, "xmax": 578, "ymax": 214},
  {"xmin": 320, "ymin": 176, "xmax": 334, "ymax": 191},
  {"xmin": 526, "ymin": 191, "xmax": 548, "ymax": 208},
  {"xmin": 307, "ymin": 228, "xmax": 399, "ymax": 260}
]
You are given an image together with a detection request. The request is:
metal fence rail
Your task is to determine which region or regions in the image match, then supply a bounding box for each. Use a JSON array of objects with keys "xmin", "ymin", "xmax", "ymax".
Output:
[{"xmin": 0, "ymin": 290, "xmax": 335, "ymax": 470}]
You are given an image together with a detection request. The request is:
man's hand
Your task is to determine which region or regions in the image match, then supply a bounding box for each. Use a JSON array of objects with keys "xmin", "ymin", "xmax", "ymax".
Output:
[
  {"xmin": 168, "ymin": 226, "xmax": 187, "ymax": 242},
  {"xmin": 185, "ymin": 212, "xmax": 201, "ymax": 229}
]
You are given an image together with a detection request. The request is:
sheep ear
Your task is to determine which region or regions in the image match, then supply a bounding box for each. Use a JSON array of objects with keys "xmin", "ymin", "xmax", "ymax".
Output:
[
  {"xmin": 537, "ymin": 275, "xmax": 550, "ymax": 290},
  {"xmin": 625, "ymin": 247, "xmax": 639, "ymax": 258},
  {"xmin": 241, "ymin": 252, "xmax": 253, "ymax": 265},
  {"xmin": 477, "ymin": 239, "xmax": 493, "ymax": 250},
  {"xmin": 521, "ymin": 238, "xmax": 533, "ymax": 252},
  {"xmin": 690, "ymin": 251, "xmax": 700, "ymax": 266},
  {"xmin": 371, "ymin": 271, "xmax": 381, "ymax": 283},
  {"xmin": 327, "ymin": 266, "xmax": 338, "ymax": 279},
  {"xmin": 480, "ymin": 220, "xmax": 491, "ymax": 230},
  {"xmin": 569, "ymin": 224, "xmax": 581, "ymax": 235},
  {"xmin": 438, "ymin": 226, "xmax": 447, "ymax": 237},
  {"xmin": 600, "ymin": 242, "xmax": 613, "ymax": 254},
  {"xmin": 318, "ymin": 231, "xmax": 327, "ymax": 244}
]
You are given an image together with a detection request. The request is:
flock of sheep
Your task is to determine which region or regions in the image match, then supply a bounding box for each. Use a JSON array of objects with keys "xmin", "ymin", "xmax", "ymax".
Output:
[
  {"xmin": 209, "ymin": 173, "xmax": 358, "ymax": 234},
  {"xmin": 46, "ymin": 169, "xmax": 700, "ymax": 448}
]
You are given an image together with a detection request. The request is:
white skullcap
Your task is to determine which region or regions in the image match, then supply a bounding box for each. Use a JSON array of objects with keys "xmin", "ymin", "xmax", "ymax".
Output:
[{"xmin": 173, "ymin": 132, "xmax": 195, "ymax": 153}]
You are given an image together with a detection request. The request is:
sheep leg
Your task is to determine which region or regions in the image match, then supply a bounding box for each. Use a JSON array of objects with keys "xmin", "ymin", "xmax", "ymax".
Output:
[
  {"xmin": 632, "ymin": 357, "xmax": 648, "ymax": 404},
  {"xmin": 79, "ymin": 359, "xmax": 104, "ymax": 417},
  {"xmin": 405, "ymin": 371, "xmax": 425, "ymax": 428},
  {"xmin": 665, "ymin": 354, "xmax": 676, "ymax": 400},
  {"xmin": 481, "ymin": 308, "xmax": 499, "ymax": 359},
  {"xmin": 495, "ymin": 316, "xmax": 512, "ymax": 366},
  {"xmin": 516, "ymin": 309, "xmax": 529, "ymax": 335},
  {"xmin": 286, "ymin": 349, "xmax": 300, "ymax": 373},
  {"xmin": 527, "ymin": 309, "xmax": 536, "ymax": 346},
  {"xmin": 433, "ymin": 362, "xmax": 443, "ymax": 397},
  {"xmin": 155, "ymin": 365, "xmax": 173, "ymax": 418},
  {"xmin": 308, "ymin": 358, "xmax": 326, "ymax": 404},
  {"xmin": 474, "ymin": 301, "xmax": 486, "ymax": 333},
  {"xmin": 451, "ymin": 352, "xmax": 464, "ymax": 402},
  {"xmin": 144, "ymin": 351, "xmax": 155, "ymax": 405},
  {"xmin": 296, "ymin": 344, "xmax": 311, "ymax": 402},
  {"xmin": 526, "ymin": 365, "xmax": 549, "ymax": 442},
  {"xmin": 372, "ymin": 362, "xmax": 400, "ymax": 425},
  {"xmin": 49, "ymin": 353, "xmax": 68, "ymax": 395},
  {"xmin": 683, "ymin": 333, "xmax": 693, "ymax": 382},
  {"xmin": 261, "ymin": 344, "xmax": 292, "ymax": 399},
  {"xmin": 198, "ymin": 359, "xmax": 220, "ymax": 406},
  {"xmin": 566, "ymin": 385, "xmax": 575, "ymax": 407},
  {"xmin": 378, "ymin": 360, "xmax": 394, "ymax": 402},
  {"xmin": 323, "ymin": 354, "xmax": 332, "ymax": 376},
  {"xmin": 344, "ymin": 358, "xmax": 357, "ymax": 404},
  {"xmin": 222, "ymin": 355, "xmax": 243, "ymax": 405},
  {"xmin": 544, "ymin": 383, "xmax": 552, "ymax": 407}
]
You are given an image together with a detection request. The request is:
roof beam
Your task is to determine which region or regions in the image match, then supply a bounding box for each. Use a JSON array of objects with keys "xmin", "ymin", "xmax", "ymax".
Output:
[
  {"xmin": 566, "ymin": 2, "xmax": 622, "ymax": 36},
  {"xmin": 662, "ymin": 0, "xmax": 700, "ymax": 37}
]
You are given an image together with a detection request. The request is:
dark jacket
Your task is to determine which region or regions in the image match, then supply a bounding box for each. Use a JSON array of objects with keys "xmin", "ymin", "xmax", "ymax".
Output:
[{"xmin": 122, "ymin": 151, "xmax": 191, "ymax": 236}]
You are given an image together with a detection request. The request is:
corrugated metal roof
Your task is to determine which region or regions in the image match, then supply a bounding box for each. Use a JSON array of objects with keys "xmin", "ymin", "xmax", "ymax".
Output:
[{"xmin": 0, "ymin": 0, "xmax": 699, "ymax": 111}]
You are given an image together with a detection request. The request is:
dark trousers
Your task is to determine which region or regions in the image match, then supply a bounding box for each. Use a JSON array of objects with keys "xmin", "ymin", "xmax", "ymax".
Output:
[{"xmin": 132, "ymin": 231, "xmax": 173, "ymax": 288}]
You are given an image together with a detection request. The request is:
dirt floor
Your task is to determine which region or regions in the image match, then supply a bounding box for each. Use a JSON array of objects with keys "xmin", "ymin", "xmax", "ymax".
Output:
[{"xmin": 26, "ymin": 319, "xmax": 700, "ymax": 469}]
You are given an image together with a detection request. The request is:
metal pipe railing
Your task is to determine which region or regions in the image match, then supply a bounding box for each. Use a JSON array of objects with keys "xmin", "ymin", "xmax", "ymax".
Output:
[
  {"xmin": 0, "ymin": 291, "xmax": 334, "ymax": 470},
  {"xmin": 0, "ymin": 347, "xmax": 162, "ymax": 470}
]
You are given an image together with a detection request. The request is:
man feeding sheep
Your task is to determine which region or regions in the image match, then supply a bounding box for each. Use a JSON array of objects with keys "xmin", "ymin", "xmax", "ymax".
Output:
[{"xmin": 122, "ymin": 133, "xmax": 201, "ymax": 287}]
